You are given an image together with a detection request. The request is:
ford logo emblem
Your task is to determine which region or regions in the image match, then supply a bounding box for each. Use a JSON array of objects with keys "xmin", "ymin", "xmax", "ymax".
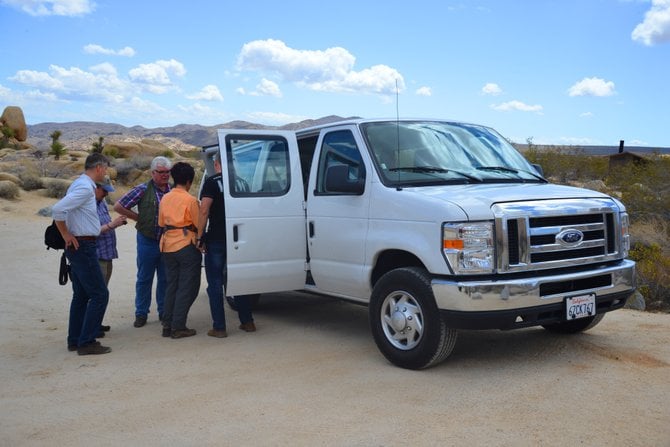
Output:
[{"xmin": 557, "ymin": 229, "xmax": 584, "ymax": 246}]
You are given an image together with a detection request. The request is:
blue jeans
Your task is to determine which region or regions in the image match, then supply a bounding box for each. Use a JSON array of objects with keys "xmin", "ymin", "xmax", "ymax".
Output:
[
  {"xmin": 135, "ymin": 232, "xmax": 166, "ymax": 318},
  {"xmin": 204, "ymin": 240, "xmax": 253, "ymax": 330},
  {"xmin": 66, "ymin": 240, "xmax": 109, "ymax": 347}
]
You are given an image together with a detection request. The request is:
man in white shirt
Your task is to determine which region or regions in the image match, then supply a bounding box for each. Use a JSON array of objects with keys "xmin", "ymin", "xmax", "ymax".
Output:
[{"xmin": 52, "ymin": 153, "xmax": 112, "ymax": 355}]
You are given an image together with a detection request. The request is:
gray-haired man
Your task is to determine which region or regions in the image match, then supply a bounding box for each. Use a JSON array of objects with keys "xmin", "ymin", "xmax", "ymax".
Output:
[{"xmin": 114, "ymin": 156, "xmax": 172, "ymax": 328}]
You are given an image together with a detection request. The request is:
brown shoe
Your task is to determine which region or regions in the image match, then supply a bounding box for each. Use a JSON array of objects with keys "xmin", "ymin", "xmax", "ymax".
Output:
[
  {"xmin": 207, "ymin": 329, "xmax": 228, "ymax": 338},
  {"xmin": 77, "ymin": 342, "xmax": 111, "ymax": 355},
  {"xmin": 171, "ymin": 328, "xmax": 196, "ymax": 339},
  {"xmin": 239, "ymin": 322, "xmax": 256, "ymax": 332}
]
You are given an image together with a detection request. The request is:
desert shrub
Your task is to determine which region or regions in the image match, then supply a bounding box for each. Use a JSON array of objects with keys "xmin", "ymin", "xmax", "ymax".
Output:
[
  {"xmin": 161, "ymin": 149, "xmax": 175, "ymax": 158},
  {"xmin": 524, "ymin": 146, "xmax": 608, "ymax": 182},
  {"xmin": 606, "ymin": 155, "xmax": 670, "ymax": 222},
  {"xmin": 0, "ymin": 172, "xmax": 21, "ymax": 184},
  {"xmin": 42, "ymin": 178, "xmax": 71, "ymax": 198},
  {"xmin": 19, "ymin": 172, "xmax": 43, "ymax": 190},
  {"xmin": 629, "ymin": 242, "xmax": 670, "ymax": 311},
  {"xmin": 103, "ymin": 146, "xmax": 119, "ymax": 158},
  {"xmin": 0, "ymin": 180, "xmax": 19, "ymax": 199}
]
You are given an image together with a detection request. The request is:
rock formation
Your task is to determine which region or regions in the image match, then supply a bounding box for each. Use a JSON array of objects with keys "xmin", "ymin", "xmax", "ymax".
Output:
[{"xmin": 1, "ymin": 106, "xmax": 28, "ymax": 142}]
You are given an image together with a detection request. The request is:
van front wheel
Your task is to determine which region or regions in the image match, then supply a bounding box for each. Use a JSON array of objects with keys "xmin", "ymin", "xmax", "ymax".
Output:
[{"xmin": 369, "ymin": 267, "xmax": 457, "ymax": 370}]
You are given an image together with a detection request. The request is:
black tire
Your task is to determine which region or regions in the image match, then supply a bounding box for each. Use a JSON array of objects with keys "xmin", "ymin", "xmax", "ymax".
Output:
[
  {"xmin": 542, "ymin": 314, "xmax": 605, "ymax": 334},
  {"xmin": 225, "ymin": 294, "xmax": 261, "ymax": 311},
  {"xmin": 369, "ymin": 267, "xmax": 457, "ymax": 370}
]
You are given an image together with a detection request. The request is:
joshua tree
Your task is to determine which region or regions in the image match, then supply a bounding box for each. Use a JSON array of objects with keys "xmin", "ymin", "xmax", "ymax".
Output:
[
  {"xmin": 91, "ymin": 136, "xmax": 105, "ymax": 153},
  {"xmin": 48, "ymin": 130, "xmax": 67, "ymax": 160}
]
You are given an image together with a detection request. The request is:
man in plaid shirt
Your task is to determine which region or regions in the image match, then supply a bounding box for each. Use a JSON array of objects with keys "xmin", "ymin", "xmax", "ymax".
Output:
[{"xmin": 114, "ymin": 156, "xmax": 172, "ymax": 328}]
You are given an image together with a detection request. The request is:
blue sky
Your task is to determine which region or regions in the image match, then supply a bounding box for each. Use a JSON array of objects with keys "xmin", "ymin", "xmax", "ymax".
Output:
[{"xmin": 0, "ymin": 0, "xmax": 668, "ymax": 147}]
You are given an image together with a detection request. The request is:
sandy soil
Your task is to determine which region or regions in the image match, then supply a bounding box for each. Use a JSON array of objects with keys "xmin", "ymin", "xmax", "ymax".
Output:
[{"xmin": 1, "ymin": 190, "xmax": 669, "ymax": 447}]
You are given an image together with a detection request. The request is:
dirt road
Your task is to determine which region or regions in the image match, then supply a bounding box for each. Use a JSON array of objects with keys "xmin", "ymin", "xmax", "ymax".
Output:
[{"xmin": 1, "ymin": 193, "xmax": 669, "ymax": 446}]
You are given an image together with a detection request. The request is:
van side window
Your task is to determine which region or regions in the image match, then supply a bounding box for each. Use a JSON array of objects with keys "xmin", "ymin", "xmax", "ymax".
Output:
[
  {"xmin": 225, "ymin": 135, "xmax": 290, "ymax": 197},
  {"xmin": 315, "ymin": 130, "xmax": 365, "ymax": 195}
]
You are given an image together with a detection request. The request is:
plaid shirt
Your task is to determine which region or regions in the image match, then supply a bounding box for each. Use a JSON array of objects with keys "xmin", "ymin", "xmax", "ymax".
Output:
[
  {"xmin": 117, "ymin": 181, "xmax": 170, "ymax": 240},
  {"xmin": 96, "ymin": 200, "xmax": 118, "ymax": 261}
]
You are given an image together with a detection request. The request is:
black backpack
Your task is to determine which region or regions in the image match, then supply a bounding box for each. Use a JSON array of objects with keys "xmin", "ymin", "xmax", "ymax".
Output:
[
  {"xmin": 44, "ymin": 220, "xmax": 66, "ymax": 250},
  {"xmin": 44, "ymin": 220, "xmax": 69, "ymax": 285}
]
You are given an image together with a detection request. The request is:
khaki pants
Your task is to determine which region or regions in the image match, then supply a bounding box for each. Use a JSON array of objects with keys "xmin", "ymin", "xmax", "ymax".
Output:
[{"xmin": 98, "ymin": 259, "xmax": 113, "ymax": 286}]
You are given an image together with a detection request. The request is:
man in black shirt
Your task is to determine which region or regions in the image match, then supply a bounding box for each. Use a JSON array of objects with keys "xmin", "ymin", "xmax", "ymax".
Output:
[{"xmin": 198, "ymin": 153, "xmax": 255, "ymax": 338}]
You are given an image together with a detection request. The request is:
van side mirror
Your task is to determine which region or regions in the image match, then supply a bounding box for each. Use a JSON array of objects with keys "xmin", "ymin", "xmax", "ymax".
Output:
[
  {"xmin": 325, "ymin": 164, "xmax": 364, "ymax": 194},
  {"xmin": 532, "ymin": 163, "xmax": 544, "ymax": 177}
]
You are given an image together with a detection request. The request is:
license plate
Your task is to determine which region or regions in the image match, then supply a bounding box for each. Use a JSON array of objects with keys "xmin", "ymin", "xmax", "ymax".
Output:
[{"xmin": 566, "ymin": 294, "xmax": 596, "ymax": 320}]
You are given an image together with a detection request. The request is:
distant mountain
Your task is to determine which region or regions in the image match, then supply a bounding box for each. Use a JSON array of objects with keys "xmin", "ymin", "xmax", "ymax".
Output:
[
  {"xmin": 26, "ymin": 115, "xmax": 357, "ymax": 152},
  {"xmin": 26, "ymin": 118, "xmax": 669, "ymax": 155}
]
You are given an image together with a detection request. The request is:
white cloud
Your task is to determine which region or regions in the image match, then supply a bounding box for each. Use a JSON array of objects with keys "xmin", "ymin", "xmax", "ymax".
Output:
[
  {"xmin": 128, "ymin": 96, "xmax": 165, "ymax": 114},
  {"xmin": 568, "ymin": 77, "xmax": 616, "ymax": 97},
  {"xmin": 1, "ymin": 0, "xmax": 95, "ymax": 16},
  {"xmin": 10, "ymin": 63, "xmax": 128, "ymax": 102},
  {"xmin": 84, "ymin": 44, "xmax": 136, "ymax": 57},
  {"xmin": 187, "ymin": 84, "xmax": 224, "ymax": 101},
  {"xmin": 481, "ymin": 83, "xmax": 503, "ymax": 95},
  {"xmin": 252, "ymin": 78, "xmax": 282, "ymax": 97},
  {"xmin": 235, "ymin": 87, "xmax": 246, "ymax": 95},
  {"xmin": 632, "ymin": 0, "xmax": 670, "ymax": 45},
  {"xmin": 579, "ymin": 111, "xmax": 594, "ymax": 118},
  {"xmin": 246, "ymin": 111, "xmax": 309, "ymax": 126},
  {"xmin": 415, "ymin": 86, "xmax": 432, "ymax": 96},
  {"xmin": 236, "ymin": 39, "xmax": 405, "ymax": 95},
  {"xmin": 491, "ymin": 100, "xmax": 543, "ymax": 113},
  {"xmin": 177, "ymin": 103, "xmax": 229, "ymax": 124},
  {"xmin": 25, "ymin": 89, "xmax": 59, "ymax": 101},
  {"xmin": 0, "ymin": 83, "xmax": 13, "ymax": 99},
  {"xmin": 128, "ymin": 59, "xmax": 186, "ymax": 94}
]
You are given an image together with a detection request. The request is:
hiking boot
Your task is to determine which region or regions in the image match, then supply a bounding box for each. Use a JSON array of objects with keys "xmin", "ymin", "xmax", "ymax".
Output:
[
  {"xmin": 207, "ymin": 329, "xmax": 228, "ymax": 338},
  {"xmin": 133, "ymin": 315, "xmax": 147, "ymax": 328},
  {"xmin": 77, "ymin": 342, "xmax": 111, "ymax": 355},
  {"xmin": 162, "ymin": 326, "xmax": 172, "ymax": 337},
  {"xmin": 171, "ymin": 328, "xmax": 196, "ymax": 339},
  {"xmin": 100, "ymin": 325, "xmax": 111, "ymax": 332},
  {"xmin": 239, "ymin": 322, "xmax": 256, "ymax": 332}
]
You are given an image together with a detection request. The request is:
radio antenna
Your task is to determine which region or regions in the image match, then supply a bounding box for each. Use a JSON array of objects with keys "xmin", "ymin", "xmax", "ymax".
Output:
[{"xmin": 395, "ymin": 79, "xmax": 400, "ymax": 180}]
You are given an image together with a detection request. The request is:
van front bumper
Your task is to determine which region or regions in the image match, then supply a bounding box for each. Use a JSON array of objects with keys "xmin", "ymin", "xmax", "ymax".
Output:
[{"xmin": 431, "ymin": 259, "xmax": 636, "ymax": 330}]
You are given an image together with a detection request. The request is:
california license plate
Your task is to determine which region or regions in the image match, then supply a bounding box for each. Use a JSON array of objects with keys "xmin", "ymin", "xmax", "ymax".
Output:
[{"xmin": 566, "ymin": 294, "xmax": 596, "ymax": 320}]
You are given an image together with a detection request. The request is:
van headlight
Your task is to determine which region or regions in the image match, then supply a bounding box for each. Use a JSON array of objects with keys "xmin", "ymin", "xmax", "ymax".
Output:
[{"xmin": 443, "ymin": 222, "xmax": 495, "ymax": 274}]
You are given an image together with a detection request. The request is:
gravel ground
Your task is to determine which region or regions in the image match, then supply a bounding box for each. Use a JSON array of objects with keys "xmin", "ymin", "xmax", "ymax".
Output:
[{"xmin": 1, "ymin": 192, "xmax": 669, "ymax": 446}]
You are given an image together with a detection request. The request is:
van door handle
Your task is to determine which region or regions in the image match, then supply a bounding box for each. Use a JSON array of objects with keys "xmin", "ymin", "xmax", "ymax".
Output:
[
  {"xmin": 233, "ymin": 225, "xmax": 239, "ymax": 242},
  {"xmin": 309, "ymin": 221, "xmax": 315, "ymax": 238}
]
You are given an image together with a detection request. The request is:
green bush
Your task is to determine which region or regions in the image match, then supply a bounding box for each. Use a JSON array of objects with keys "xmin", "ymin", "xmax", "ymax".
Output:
[
  {"xmin": 102, "ymin": 146, "xmax": 119, "ymax": 158},
  {"xmin": 629, "ymin": 242, "xmax": 670, "ymax": 311},
  {"xmin": 0, "ymin": 180, "xmax": 19, "ymax": 199},
  {"xmin": 524, "ymin": 146, "xmax": 608, "ymax": 182},
  {"xmin": 605, "ymin": 155, "xmax": 670, "ymax": 222}
]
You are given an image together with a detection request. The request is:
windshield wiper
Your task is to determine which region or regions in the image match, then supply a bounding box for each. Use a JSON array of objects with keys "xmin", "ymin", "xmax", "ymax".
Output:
[
  {"xmin": 476, "ymin": 166, "xmax": 547, "ymax": 182},
  {"xmin": 389, "ymin": 166, "xmax": 482, "ymax": 182},
  {"xmin": 476, "ymin": 166, "xmax": 519, "ymax": 173}
]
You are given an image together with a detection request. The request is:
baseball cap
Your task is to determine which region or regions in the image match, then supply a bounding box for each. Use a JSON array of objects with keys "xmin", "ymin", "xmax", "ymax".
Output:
[{"xmin": 97, "ymin": 175, "xmax": 115, "ymax": 193}]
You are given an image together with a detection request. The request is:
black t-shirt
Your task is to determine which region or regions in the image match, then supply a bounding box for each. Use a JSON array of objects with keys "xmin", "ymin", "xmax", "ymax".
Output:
[{"xmin": 200, "ymin": 173, "xmax": 226, "ymax": 242}]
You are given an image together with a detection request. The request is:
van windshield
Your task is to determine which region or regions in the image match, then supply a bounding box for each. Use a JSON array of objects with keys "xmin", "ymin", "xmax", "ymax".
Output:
[{"xmin": 360, "ymin": 121, "xmax": 545, "ymax": 186}]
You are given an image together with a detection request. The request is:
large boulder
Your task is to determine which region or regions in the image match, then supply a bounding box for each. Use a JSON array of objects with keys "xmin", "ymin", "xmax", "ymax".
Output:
[{"xmin": 1, "ymin": 106, "xmax": 28, "ymax": 142}]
